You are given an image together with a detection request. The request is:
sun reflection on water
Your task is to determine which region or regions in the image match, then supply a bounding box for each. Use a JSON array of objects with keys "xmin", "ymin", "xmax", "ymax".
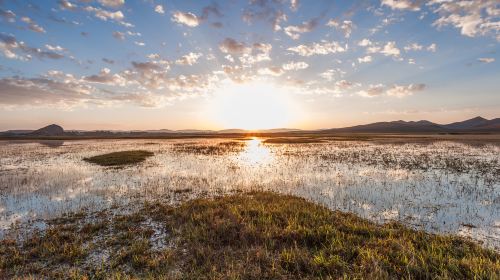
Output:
[{"xmin": 237, "ymin": 138, "xmax": 273, "ymax": 166}]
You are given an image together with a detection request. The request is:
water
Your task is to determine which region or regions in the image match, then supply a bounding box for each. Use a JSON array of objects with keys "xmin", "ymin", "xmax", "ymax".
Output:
[{"xmin": 0, "ymin": 138, "xmax": 498, "ymax": 250}]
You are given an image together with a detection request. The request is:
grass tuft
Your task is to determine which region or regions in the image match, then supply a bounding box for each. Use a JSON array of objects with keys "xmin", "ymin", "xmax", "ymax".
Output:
[
  {"xmin": 83, "ymin": 150, "xmax": 154, "ymax": 166},
  {"xmin": 1, "ymin": 192, "xmax": 498, "ymax": 279}
]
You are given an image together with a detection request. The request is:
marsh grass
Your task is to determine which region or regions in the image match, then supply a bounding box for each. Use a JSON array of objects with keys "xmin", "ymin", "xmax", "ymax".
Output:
[
  {"xmin": 1, "ymin": 192, "xmax": 498, "ymax": 279},
  {"xmin": 264, "ymin": 137, "xmax": 326, "ymax": 144},
  {"xmin": 172, "ymin": 141, "xmax": 246, "ymax": 155},
  {"xmin": 83, "ymin": 150, "xmax": 154, "ymax": 166}
]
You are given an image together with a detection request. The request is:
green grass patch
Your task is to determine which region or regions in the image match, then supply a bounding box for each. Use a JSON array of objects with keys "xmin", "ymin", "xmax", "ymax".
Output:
[
  {"xmin": 83, "ymin": 150, "xmax": 154, "ymax": 166},
  {"xmin": 1, "ymin": 192, "xmax": 498, "ymax": 279}
]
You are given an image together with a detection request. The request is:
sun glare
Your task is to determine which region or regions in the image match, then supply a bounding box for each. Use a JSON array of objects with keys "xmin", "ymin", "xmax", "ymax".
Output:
[{"xmin": 210, "ymin": 81, "xmax": 298, "ymax": 130}]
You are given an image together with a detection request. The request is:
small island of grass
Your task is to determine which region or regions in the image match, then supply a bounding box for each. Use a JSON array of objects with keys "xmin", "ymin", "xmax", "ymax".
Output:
[
  {"xmin": 1, "ymin": 192, "xmax": 498, "ymax": 279},
  {"xmin": 83, "ymin": 150, "xmax": 154, "ymax": 166}
]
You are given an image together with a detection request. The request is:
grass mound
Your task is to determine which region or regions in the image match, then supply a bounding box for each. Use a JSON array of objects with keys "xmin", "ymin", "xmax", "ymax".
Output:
[
  {"xmin": 83, "ymin": 150, "xmax": 154, "ymax": 166},
  {"xmin": 1, "ymin": 192, "xmax": 498, "ymax": 279}
]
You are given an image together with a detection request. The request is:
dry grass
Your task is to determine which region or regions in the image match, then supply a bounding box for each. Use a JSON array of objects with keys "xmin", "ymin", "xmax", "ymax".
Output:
[
  {"xmin": 172, "ymin": 141, "xmax": 246, "ymax": 155},
  {"xmin": 1, "ymin": 192, "xmax": 498, "ymax": 279},
  {"xmin": 83, "ymin": 150, "xmax": 154, "ymax": 166},
  {"xmin": 263, "ymin": 137, "xmax": 326, "ymax": 144}
]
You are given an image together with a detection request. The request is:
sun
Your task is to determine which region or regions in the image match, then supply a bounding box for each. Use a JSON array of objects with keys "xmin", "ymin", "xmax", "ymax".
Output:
[{"xmin": 209, "ymin": 80, "xmax": 298, "ymax": 130}]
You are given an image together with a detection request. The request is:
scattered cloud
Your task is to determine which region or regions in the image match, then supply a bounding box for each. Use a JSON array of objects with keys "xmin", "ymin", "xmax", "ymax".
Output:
[
  {"xmin": 381, "ymin": 0, "xmax": 421, "ymax": 11},
  {"xmin": 155, "ymin": 5, "xmax": 165, "ymax": 14},
  {"xmin": 0, "ymin": 76, "xmax": 91, "ymax": 106},
  {"xmin": 20, "ymin": 17, "xmax": 46, "ymax": 33},
  {"xmin": 404, "ymin": 43, "xmax": 423, "ymax": 52},
  {"xmin": 112, "ymin": 31, "xmax": 125, "ymax": 40},
  {"xmin": 45, "ymin": 44, "xmax": 65, "ymax": 52},
  {"xmin": 176, "ymin": 52, "xmax": 202, "ymax": 66},
  {"xmin": 171, "ymin": 11, "xmax": 199, "ymax": 27},
  {"xmin": 284, "ymin": 18, "xmax": 319, "ymax": 39},
  {"xmin": 0, "ymin": 9, "xmax": 16, "ymax": 22},
  {"xmin": 478, "ymin": 57, "xmax": 495, "ymax": 63},
  {"xmin": 358, "ymin": 55, "xmax": 372, "ymax": 63},
  {"xmin": 288, "ymin": 41, "xmax": 346, "ymax": 56},
  {"xmin": 366, "ymin": 41, "xmax": 401, "ymax": 58},
  {"xmin": 386, "ymin": 83, "xmax": 425, "ymax": 97},
  {"xmin": 427, "ymin": 43, "xmax": 437, "ymax": 52},
  {"xmin": 0, "ymin": 33, "xmax": 65, "ymax": 60},
  {"xmin": 282, "ymin": 61, "xmax": 309, "ymax": 70},
  {"xmin": 219, "ymin": 38, "xmax": 251, "ymax": 54},
  {"xmin": 98, "ymin": 0, "xmax": 125, "ymax": 8},
  {"xmin": 357, "ymin": 84, "xmax": 385, "ymax": 97},
  {"xmin": 326, "ymin": 20, "xmax": 354, "ymax": 38},
  {"xmin": 258, "ymin": 66, "xmax": 285, "ymax": 76}
]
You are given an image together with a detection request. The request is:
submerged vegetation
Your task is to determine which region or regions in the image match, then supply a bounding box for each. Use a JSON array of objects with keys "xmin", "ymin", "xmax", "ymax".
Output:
[
  {"xmin": 83, "ymin": 150, "xmax": 154, "ymax": 166},
  {"xmin": 1, "ymin": 192, "xmax": 498, "ymax": 279}
]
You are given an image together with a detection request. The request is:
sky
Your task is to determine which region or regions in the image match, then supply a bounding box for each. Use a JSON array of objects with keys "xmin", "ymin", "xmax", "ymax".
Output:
[{"xmin": 0, "ymin": 0, "xmax": 499, "ymax": 130}]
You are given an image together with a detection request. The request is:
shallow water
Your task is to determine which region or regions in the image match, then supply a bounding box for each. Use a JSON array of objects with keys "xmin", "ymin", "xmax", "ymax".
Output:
[{"xmin": 0, "ymin": 138, "xmax": 499, "ymax": 250}]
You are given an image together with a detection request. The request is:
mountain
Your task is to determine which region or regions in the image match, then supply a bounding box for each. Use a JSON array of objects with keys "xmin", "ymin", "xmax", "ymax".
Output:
[
  {"xmin": 324, "ymin": 120, "xmax": 447, "ymax": 133},
  {"xmin": 442, "ymin": 117, "xmax": 500, "ymax": 131},
  {"xmin": 1, "ymin": 117, "xmax": 499, "ymax": 137},
  {"xmin": 442, "ymin": 116, "xmax": 490, "ymax": 130},
  {"xmin": 30, "ymin": 124, "xmax": 64, "ymax": 136}
]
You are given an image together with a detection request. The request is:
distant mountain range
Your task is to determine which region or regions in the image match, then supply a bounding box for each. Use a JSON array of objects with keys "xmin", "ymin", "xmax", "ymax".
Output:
[
  {"xmin": 322, "ymin": 116, "xmax": 500, "ymax": 133},
  {"xmin": 1, "ymin": 117, "xmax": 499, "ymax": 137}
]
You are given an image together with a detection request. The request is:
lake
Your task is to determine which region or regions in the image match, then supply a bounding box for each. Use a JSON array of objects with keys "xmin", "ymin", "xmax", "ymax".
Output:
[{"xmin": 0, "ymin": 138, "xmax": 498, "ymax": 250}]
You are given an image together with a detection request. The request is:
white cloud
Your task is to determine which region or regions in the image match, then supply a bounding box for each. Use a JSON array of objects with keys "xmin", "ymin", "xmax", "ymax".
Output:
[
  {"xmin": 219, "ymin": 38, "xmax": 251, "ymax": 54},
  {"xmin": 176, "ymin": 52, "xmax": 202, "ymax": 66},
  {"xmin": 290, "ymin": 0, "xmax": 299, "ymax": 11},
  {"xmin": 0, "ymin": 9, "xmax": 16, "ymax": 22},
  {"xmin": 358, "ymin": 55, "xmax": 373, "ymax": 63},
  {"xmin": 386, "ymin": 83, "xmax": 425, "ymax": 97},
  {"xmin": 404, "ymin": 43, "xmax": 423, "ymax": 51},
  {"xmin": 288, "ymin": 41, "xmax": 346, "ymax": 56},
  {"xmin": 155, "ymin": 5, "xmax": 165, "ymax": 14},
  {"xmin": 327, "ymin": 20, "xmax": 355, "ymax": 38},
  {"xmin": 98, "ymin": 0, "xmax": 124, "ymax": 8},
  {"xmin": 258, "ymin": 66, "xmax": 285, "ymax": 76},
  {"xmin": 284, "ymin": 18, "xmax": 318, "ymax": 39},
  {"xmin": 239, "ymin": 43, "xmax": 272, "ymax": 65},
  {"xmin": 171, "ymin": 11, "xmax": 199, "ymax": 27},
  {"xmin": 84, "ymin": 68, "xmax": 126, "ymax": 86},
  {"xmin": 358, "ymin": 38, "xmax": 373, "ymax": 47},
  {"xmin": 357, "ymin": 84, "xmax": 385, "ymax": 97},
  {"xmin": 83, "ymin": 6, "xmax": 131, "ymax": 26},
  {"xmin": 381, "ymin": 0, "xmax": 421, "ymax": 11},
  {"xmin": 478, "ymin": 57, "xmax": 495, "ymax": 63},
  {"xmin": 427, "ymin": 43, "xmax": 437, "ymax": 52},
  {"xmin": 20, "ymin": 17, "xmax": 46, "ymax": 33},
  {"xmin": 84, "ymin": 6, "xmax": 124, "ymax": 21},
  {"xmin": 0, "ymin": 33, "xmax": 64, "ymax": 60},
  {"xmin": 282, "ymin": 61, "xmax": 309, "ymax": 71},
  {"xmin": 45, "ymin": 44, "xmax": 65, "ymax": 52},
  {"xmin": 320, "ymin": 69, "xmax": 345, "ymax": 81},
  {"xmin": 366, "ymin": 41, "xmax": 401, "ymax": 58},
  {"xmin": 380, "ymin": 41, "xmax": 401, "ymax": 57}
]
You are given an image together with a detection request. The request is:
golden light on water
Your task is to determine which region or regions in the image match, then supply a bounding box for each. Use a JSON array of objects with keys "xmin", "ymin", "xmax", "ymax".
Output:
[
  {"xmin": 237, "ymin": 138, "xmax": 272, "ymax": 166},
  {"xmin": 209, "ymin": 81, "xmax": 299, "ymax": 130}
]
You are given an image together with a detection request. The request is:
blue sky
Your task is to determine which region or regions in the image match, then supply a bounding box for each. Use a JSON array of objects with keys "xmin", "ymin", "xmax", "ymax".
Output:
[{"xmin": 0, "ymin": 0, "xmax": 498, "ymax": 130}]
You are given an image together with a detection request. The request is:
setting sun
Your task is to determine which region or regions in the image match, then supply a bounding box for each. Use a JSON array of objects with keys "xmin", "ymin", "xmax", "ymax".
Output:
[{"xmin": 209, "ymin": 81, "xmax": 298, "ymax": 130}]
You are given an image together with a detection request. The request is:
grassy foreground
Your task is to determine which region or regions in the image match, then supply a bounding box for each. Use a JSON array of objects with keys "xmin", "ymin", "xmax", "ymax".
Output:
[
  {"xmin": 1, "ymin": 192, "xmax": 499, "ymax": 279},
  {"xmin": 83, "ymin": 150, "xmax": 154, "ymax": 166}
]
